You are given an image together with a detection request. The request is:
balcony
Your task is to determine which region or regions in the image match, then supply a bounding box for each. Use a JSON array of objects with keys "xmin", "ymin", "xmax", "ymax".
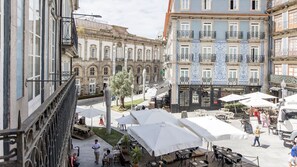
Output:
[
  {"xmin": 199, "ymin": 31, "xmax": 216, "ymax": 40},
  {"xmin": 103, "ymin": 56, "xmax": 111, "ymax": 61},
  {"xmin": 267, "ymin": 0, "xmax": 296, "ymax": 11},
  {"xmin": 0, "ymin": 75, "xmax": 77, "ymax": 167},
  {"xmin": 177, "ymin": 30, "xmax": 194, "ymax": 40},
  {"xmin": 116, "ymin": 57, "xmax": 125, "ymax": 62},
  {"xmin": 177, "ymin": 54, "xmax": 194, "ymax": 63},
  {"xmin": 270, "ymin": 74, "xmax": 297, "ymax": 85},
  {"xmin": 225, "ymin": 54, "xmax": 242, "ymax": 63},
  {"xmin": 250, "ymin": 78, "xmax": 260, "ymax": 85},
  {"xmin": 62, "ymin": 17, "xmax": 78, "ymax": 52},
  {"xmin": 225, "ymin": 31, "xmax": 243, "ymax": 40},
  {"xmin": 247, "ymin": 55, "xmax": 264, "ymax": 63},
  {"xmin": 202, "ymin": 78, "xmax": 212, "ymax": 85},
  {"xmin": 180, "ymin": 76, "xmax": 190, "ymax": 84},
  {"xmin": 199, "ymin": 54, "xmax": 216, "ymax": 63},
  {"xmin": 228, "ymin": 78, "xmax": 238, "ymax": 85},
  {"xmin": 247, "ymin": 32, "xmax": 265, "ymax": 40}
]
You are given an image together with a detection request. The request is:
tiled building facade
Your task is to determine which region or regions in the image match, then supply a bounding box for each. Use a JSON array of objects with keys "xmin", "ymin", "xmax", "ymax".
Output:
[
  {"xmin": 73, "ymin": 19, "xmax": 164, "ymax": 97},
  {"xmin": 163, "ymin": 0, "xmax": 269, "ymax": 112}
]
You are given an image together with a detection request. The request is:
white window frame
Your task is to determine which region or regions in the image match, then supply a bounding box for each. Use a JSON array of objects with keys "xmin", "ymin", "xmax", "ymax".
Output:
[
  {"xmin": 146, "ymin": 49, "xmax": 151, "ymax": 60},
  {"xmin": 180, "ymin": 45, "xmax": 190, "ymax": 61},
  {"xmin": 289, "ymin": 9, "xmax": 297, "ymax": 29},
  {"xmin": 289, "ymin": 37, "xmax": 297, "ymax": 56},
  {"xmin": 229, "ymin": 22, "xmax": 239, "ymax": 38},
  {"xmin": 229, "ymin": 0, "xmax": 239, "ymax": 10},
  {"xmin": 228, "ymin": 69, "xmax": 237, "ymax": 78},
  {"xmin": 250, "ymin": 46, "xmax": 260, "ymax": 62},
  {"xmin": 250, "ymin": 69, "xmax": 259, "ymax": 79},
  {"xmin": 90, "ymin": 44, "xmax": 97, "ymax": 58},
  {"xmin": 75, "ymin": 79, "xmax": 81, "ymax": 95},
  {"xmin": 250, "ymin": 22, "xmax": 260, "ymax": 38},
  {"xmin": 181, "ymin": 0, "xmax": 190, "ymax": 10},
  {"xmin": 89, "ymin": 78, "xmax": 96, "ymax": 94},
  {"xmin": 104, "ymin": 46, "xmax": 110, "ymax": 59},
  {"xmin": 180, "ymin": 68, "xmax": 189, "ymax": 77},
  {"xmin": 180, "ymin": 22, "xmax": 190, "ymax": 31},
  {"xmin": 251, "ymin": 0, "xmax": 260, "ymax": 11},
  {"xmin": 202, "ymin": 0, "xmax": 211, "ymax": 10},
  {"xmin": 229, "ymin": 46, "xmax": 238, "ymax": 62},
  {"xmin": 128, "ymin": 48, "xmax": 133, "ymax": 59},
  {"xmin": 202, "ymin": 68, "xmax": 212, "ymax": 78},
  {"xmin": 89, "ymin": 67, "xmax": 95, "ymax": 76},
  {"xmin": 137, "ymin": 49, "xmax": 142, "ymax": 60},
  {"xmin": 289, "ymin": 66, "xmax": 297, "ymax": 77},
  {"xmin": 275, "ymin": 39, "xmax": 282, "ymax": 56},
  {"xmin": 274, "ymin": 14, "xmax": 283, "ymax": 32},
  {"xmin": 202, "ymin": 46, "xmax": 212, "ymax": 61},
  {"xmin": 274, "ymin": 65, "xmax": 282, "ymax": 75}
]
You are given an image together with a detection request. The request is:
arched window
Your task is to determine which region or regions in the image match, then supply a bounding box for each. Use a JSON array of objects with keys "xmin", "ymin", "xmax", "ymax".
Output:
[
  {"xmin": 90, "ymin": 67, "xmax": 95, "ymax": 76},
  {"xmin": 74, "ymin": 67, "xmax": 79, "ymax": 76},
  {"xmin": 146, "ymin": 50, "xmax": 151, "ymax": 60},
  {"xmin": 90, "ymin": 45, "xmax": 97, "ymax": 58},
  {"xmin": 146, "ymin": 67, "xmax": 150, "ymax": 74},
  {"xmin": 104, "ymin": 46, "xmax": 110, "ymax": 59},
  {"xmin": 104, "ymin": 67, "xmax": 109, "ymax": 75},
  {"xmin": 154, "ymin": 66, "xmax": 157, "ymax": 73},
  {"xmin": 128, "ymin": 48, "xmax": 133, "ymax": 59},
  {"xmin": 137, "ymin": 49, "xmax": 142, "ymax": 60},
  {"xmin": 137, "ymin": 67, "xmax": 141, "ymax": 74}
]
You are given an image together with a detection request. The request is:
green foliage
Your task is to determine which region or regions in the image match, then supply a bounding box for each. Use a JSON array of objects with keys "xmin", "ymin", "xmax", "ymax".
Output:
[
  {"xmin": 111, "ymin": 99, "xmax": 144, "ymax": 112},
  {"xmin": 110, "ymin": 70, "xmax": 133, "ymax": 108},
  {"xmin": 121, "ymin": 135, "xmax": 130, "ymax": 147},
  {"xmin": 131, "ymin": 146, "xmax": 142, "ymax": 164},
  {"xmin": 224, "ymin": 102, "xmax": 248, "ymax": 112},
  {"xmin": 92, "ymin": 127, "xmax": 123, "ymax": 146}
]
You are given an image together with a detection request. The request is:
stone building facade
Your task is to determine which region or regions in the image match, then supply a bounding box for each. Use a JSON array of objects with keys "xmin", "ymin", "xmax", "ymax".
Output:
[{"xmin": 73, "ymin": 19, "xmax": 164, "ymax": 97}]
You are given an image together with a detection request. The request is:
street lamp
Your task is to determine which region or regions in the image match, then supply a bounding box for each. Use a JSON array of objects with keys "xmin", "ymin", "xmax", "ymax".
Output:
[
  {"xmin": 131, "ymin": 84, "xmax": 134, "ymax": 111},
  {"xmin": 281, "ymin": 79, "xmax": 286, "ymax": 103},
  {"xmin": 72, "ymin": 13, "xmax": 102, "ymax": 18},
  {"xmin": 143, "ymin": 69, "xmax": 146, "ymax": 100}
]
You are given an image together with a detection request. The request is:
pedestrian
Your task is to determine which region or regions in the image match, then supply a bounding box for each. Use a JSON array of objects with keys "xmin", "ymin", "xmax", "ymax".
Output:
[
  {"xmin": 102, "ymin": 149, "xmax": 113, "ymax": 167},
  {"xmin": 92, "ymin": 139, "xmax": 101, "ymax": 165},
  {"xmin": 70, "ymin": 153, "xmax": 80, "ymax": 167},
  {"xmin": 289, "ymin": 142, "xmax": 297, "ymax": 167},
  {"xmin": 142, "ymin": 105, "xmax": 145, "ymax": 110},
  {"xmin": 252, "ymin": 126, "xmax": 261, "ymax": 147}
]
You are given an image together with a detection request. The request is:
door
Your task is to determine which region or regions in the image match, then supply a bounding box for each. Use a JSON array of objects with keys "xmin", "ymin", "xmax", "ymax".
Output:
[
  {"xmin": 203, "ymin": 23, "xmax": 212, "ymax": 37},
  {"xmin": 251, "ymin": 23, "xmax": 259, "ymax": 38}
]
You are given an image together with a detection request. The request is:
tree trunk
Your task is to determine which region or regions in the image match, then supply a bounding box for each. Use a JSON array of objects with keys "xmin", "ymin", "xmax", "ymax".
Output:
[
  {"xmin": 116, "ymin": 96, "xmax": 118, "ymax": 106},
  {"xmin": 120, "ymin": 96, "xmax": 125, "ymax": 108}
]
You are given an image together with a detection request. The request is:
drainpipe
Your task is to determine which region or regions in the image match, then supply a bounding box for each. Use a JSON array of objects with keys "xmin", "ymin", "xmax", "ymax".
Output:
[
  {"xmin": 59, "ymin": 0, "xmax": 63, "ymax": 86},
  {"xmin": 3, "ymin": 0, "xmax": 11, "ymax": 159},
  {"xmin": 40, "ymin": 0, "xmax": 46, "ymax": 103}
]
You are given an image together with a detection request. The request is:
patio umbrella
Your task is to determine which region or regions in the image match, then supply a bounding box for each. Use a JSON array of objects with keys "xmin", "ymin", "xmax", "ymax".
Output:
[
  {"xmin": 239, "ymin": 98, "xmax": 276, "ymax": 108},
  {"xmin": 243, "ymin": 92, "xmax": 277, "ymax": 99},
  {"xmin": 76, "ymin": 105, "xmax": 106, "ymax": 129},
  {"xmin": 116, "ymin": 114, "xmax": 139, "ymax": 125},
  {"xmin": 219, "ymin": 94, "xmax": 248, "ymax": 113},
  {"xmin": 285, "ymin": 94, "xmax": 297, "ymax": 102},
  {"xmin": 131, "ymin": 109, "xmax": 179, "ymax": 125},
  {"xmin": 128, "ymin": 122, "xmax": 202, "ymax": 156}
]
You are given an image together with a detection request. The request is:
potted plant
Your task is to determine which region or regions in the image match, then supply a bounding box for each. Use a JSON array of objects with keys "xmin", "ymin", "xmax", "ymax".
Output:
[
  {"xmin": 120, "ymin": 135, "xmax": 130, "ymax": 154},
  {"xmin": 131, "ymin": 146, "xmax": 142, "ymax": 167}
]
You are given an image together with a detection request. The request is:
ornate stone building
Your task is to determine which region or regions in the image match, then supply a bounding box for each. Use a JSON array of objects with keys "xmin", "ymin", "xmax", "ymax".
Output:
[{"xmin": 73, "ymin": 19, "xmax": 164, "ymax": 97}]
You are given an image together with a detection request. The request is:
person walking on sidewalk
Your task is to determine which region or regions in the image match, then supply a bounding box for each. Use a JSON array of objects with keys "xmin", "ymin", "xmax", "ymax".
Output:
[
  {"xmin": 289, "ymin": 142, "xmax": 297, "ymax": 167},
  {"xmin": 252, "ymin": 126, "xmax": 261, "ymax": 147},
  {"xmin": 92, "ymin": 139, "xmax": 101, "ymax": 165}
]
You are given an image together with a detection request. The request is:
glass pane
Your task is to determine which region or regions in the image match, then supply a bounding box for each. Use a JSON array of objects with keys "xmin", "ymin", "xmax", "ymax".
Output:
[
  {"xmin": 28, "ymin": 56, "xmax": 34, "ymax": 77},
  {"xmin": 35, "ymin": 77, "xmax": 40, "ymax": 96},
  {"xmin": 35, "ymin": 56, "xmax": 40, "ymax": 75},
  {"xmin": 28, "ymin": 81, "xmax": 33, "ymax": 100},
  {"xmin": 35, "ymin": 36, "xmax": 40, "ymax": 55}
]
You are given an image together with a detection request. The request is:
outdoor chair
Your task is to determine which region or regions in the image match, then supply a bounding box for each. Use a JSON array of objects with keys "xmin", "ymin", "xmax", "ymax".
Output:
[
  {"xmin": 223, "ymin": 157, "xmax": 234, "ymax": 167},
  {"xmin": 226, "ymin": 148, "xmax": 232, "ymax": 152},
  {"xmin": 234, "ymin": 153, "xmax": 243, "ymax": 167},
  {"xmin": 162, "ymin": 153, "xmax": 177, "ymax": 164}
]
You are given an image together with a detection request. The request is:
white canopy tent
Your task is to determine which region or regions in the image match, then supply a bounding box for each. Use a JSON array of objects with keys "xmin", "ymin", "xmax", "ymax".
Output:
[
  {"xmin": 219, "ymin": 94, "xmax": 247, "ymax": 102},
  {"xmin": 116, "ymin": 114, "xmax": 138, "ymax": 125},
  {"xmin": 76, "ymin": 106, "xmax": 106, "ymax": 129},
  {"xmin": 239, "ymin": 98, "xmax": 276, "ymax": 108},
  {"xmin": 179, "ymin": 116, "xmax": 248, "ymax": 142},
  {"xmin": 128, "ymin": 122, "xmax": 202, "ymax": 156},
  {"xmin": 130, "ymin": 109, "xmax": 179, "ymax": 125},
  {"xmin": 285, "ymin": 94, "xmax": 297, "ymax": 102},
  {"xmin": 243, "ymin": 92, "xmax": 277, "ymax": 99}
]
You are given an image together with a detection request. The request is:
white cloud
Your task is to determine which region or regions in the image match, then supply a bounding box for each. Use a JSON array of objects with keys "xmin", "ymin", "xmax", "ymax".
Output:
[{"xmin": 76, "ymin": 0, "xmax": 169, "ymax": 39}]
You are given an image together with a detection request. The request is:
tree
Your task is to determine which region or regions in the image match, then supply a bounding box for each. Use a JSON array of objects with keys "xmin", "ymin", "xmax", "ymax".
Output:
[{"xmin": 110, "ymin": 70, "xmax": 133, "ymax": 109}]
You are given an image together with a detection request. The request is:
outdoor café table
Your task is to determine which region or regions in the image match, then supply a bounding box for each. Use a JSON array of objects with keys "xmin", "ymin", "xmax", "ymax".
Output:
[
  {"xmin": 147, "ymin": 161, "xmax": 158, "ymax": 167},
  {"xmin": 217, "ymin": 149, "xmax": 241, "ymax": 166},
  {"xmin": 177, "ymin": 149, "xmax": 192, "ymax": 167},
  {"xmin": 189, "ymin": 160, "xmax": 208, "ymax": 167}
]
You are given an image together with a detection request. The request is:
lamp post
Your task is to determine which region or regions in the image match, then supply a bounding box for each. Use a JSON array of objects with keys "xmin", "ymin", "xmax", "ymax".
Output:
[
  {"xmin": 131, "ymin": 84, "xmax": 134, "ymax": 111},
  {"xmin": 143, "ymin": 69, "xmax": 146, "ymax": 100},
  {"xmin": 72, "ymin": 13, "xmax": 102, "ymax": 18},
  {"xmin": 281, "ymin": 79, "xmax": 286, "ymax": 104}
]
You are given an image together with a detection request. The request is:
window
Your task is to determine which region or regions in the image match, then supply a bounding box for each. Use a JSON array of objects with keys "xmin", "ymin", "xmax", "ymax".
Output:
[
  {"xmin": 137, "ymin": 49, "xmax": 142, "ymax": 60},
  {"xmin": 74, "ymin": 67, "xmax": 79, "ymax": 76},
  {"xmin": 128, "ymin": 48, "xmax": 133, "ymax": 59},
  {"xmin": 192, "ymin": 90, "xmax": 199, "ymax": 104},
  {"xmin": 89, "ymin": 79, "xmax": 96, "ymax": 94},
  {"xmin": 28, "ymin": 0, "xmax": 41, "ymax": 101},
  {"xmin": 250, "ymin": 46, "xmax": 259, "ymax": 62},
  {"xmin": 275, "ymin": 39, "xmax": 282, "ymax": 56},
  {"xmin": 75, "ymin": 79, "xmax": 81, "ymax": 95},
  {"xmin": 202, "ymin": 69, "xmax": 212, "ymax": 78},
  {"xmin": 275, "ymin": 15, "xmax": 283, "ymax": 32},
  {"xmin": 50, "ymin": 16, "xmax": 56, "ymax": 91},
  {"xmin": 289, "ymin": 37, "xmax": 297, "ymax": 56},
  {"xmin": 202, "ymin": 23, "xmax": 212, "ymax": 37},
  {"xmin": 181, "ymin": 22, "xmax": 190, "ymax": 31},
  {"xmin": 180, "ymin": 90, "xmax": 190, "ymax": 106},
  {"xmin": 250, "ymin": 69, "xmax": 258, "ymax": 79},
  {"xmin": 274, "ymin": 65, "xmax": 282, "ymax": 75},
  {"xmin": 289, "ymin": 9, "xmax": 297, "ymax": 29},
  {"xmin": 202, "ymin": 0, "xmax": 211, "ymax": 10},
  {"xmin": 154, "ymin": 50, "xmax": 158, "ymax": 60},
  {"xmin": 17, "ymin": 0, "xmax": 24, "ymax": 98},
  {"xmin": 104, "ymin": 67, "xmax": 108, "ymax": 75},
  {"xmin": 137, "ymin": 67, "xmax": 141, "ymax": 74},
  {"xmin": 90, "ymin": 45, "xmax": 97, "ymax": 58},
  {"xmin": 180, "ymin": 68, "xmax": 189, "ymax": 77},
  {"xmin": 229, "ymin": 23, "xmax": 238, "ymax": 37},
  {"xmin": 146, "ymin": 67, "xmax": 150, "ymax": 74},
  {"xmin": 228, "ymin": 69, "xmax": 237, "ymax": 78},
  {"xmin": 90, "ymin": 67, "xmax": 95, "ymax": 76},
  {"xmin": 289, "ymin": 66, "xmax": 297, "ymax": 77},
  {"xmin": 251, "ymin": 0, "xmax": 259, "ymax": 10},
  {"xmin": 229, "ymin": 46, "xmax": 238, "ymax": 62},
  {"xmin": 202, "ymin": 46, "xmax": 212, "ymax": 61},
  {"xmin": 146, "ymin": 50, "xmax": 151, "ymax": 60},
  {"xmin": 154, "ymin": 66, "xmax": 157, "ymax": 73},
  {"xmin": 230, "ymin": 0, "xmax": 238, "ymax": 10},
  {"xmin": 104, "ymin": 46, "xmax": 110, "ymax": 58},
  {"xmin": 181, "ymin": 0, "xmax": 190, "ymax": 10},
  {"xmin": 180, "ymin": 45, "xmax": 189, "ymax": 61},
  {"xmin": 250, "ymin": 23, "xmax": 259, "ymax": 38}
]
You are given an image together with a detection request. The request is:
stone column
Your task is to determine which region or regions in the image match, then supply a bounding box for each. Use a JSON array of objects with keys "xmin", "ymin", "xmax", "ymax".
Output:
[
  {"xmin": 143, "ymin": 44, "xmax": 146, "ymax": 62},
  {"xmin": 134, "ymin": 44, "xmax": 137, "ymax": 62},
  {"xmin": 262, "ymin": 20, "xmax": 269, "ymax": 93},
  {"xmin": 105, "ymin": 87, "xmax": 111, "ymax": 134},
  {"xmin": 99, "ymin": 40, "xmax": 102, "ymax": 61},
  {"xmin": 124, "ymin": 44, "xmax": 128, "ymax": 70},
  {"xmin": 84, "ymin": 39, "xmax": 88, "ymax": 60},
  {"xmin": 112, "ymin": 43, "xmax": 116, "ymax": 75}
]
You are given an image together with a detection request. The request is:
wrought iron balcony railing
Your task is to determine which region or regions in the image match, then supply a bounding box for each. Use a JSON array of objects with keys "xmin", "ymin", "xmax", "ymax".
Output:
[
  {"xmin": 270, "ymin": 74, "xmax": 297, "ymax": 85},
  {"xmin": 180, "ymin": 76, "xmax": 190, "ymax": 84},
  {"xmin": 225, "ymin": 54, "xmax": 242, "ymax": 63},
  {"xmin": 177, "ymin": 54, "xmax": 194, "ymax": 62},
  {"xmin": 199, "ymin": 54, "xmax": 216, "ymax": 63},
  {"xmin": 177, "ymin": 30, "xmax": 194, "ymax": 39},
  {"xmin": 199, "ymin": 31, "xmax": 216, "ymax": 39},
  {"xmin": 247, "ymin": 55, "xmax": 264, "ymax": 63},
  {"xmin": 250, "ymin": 78, "xmax": 260, "ymax": 85},
  {"xmin": 0, "ymin": 75, "xmax": 77, "ymax": 167},
  {"xmin": 225, "ymin": 31, "xmax": 243, "ymax": 40},
  {"xmin": 228, "ymin": 78, "xmax": 238, "ymax": 85},
  {"xmin": 247, "ymin": 32, "xmax": 265, "ymax": 40},
  {"xmin": 202, "ymin": 78, "xmax": 212, "ymax": 84},
  {"xmin": 62, "ymin": 17, "xmax": 78, "ymax": 50}
]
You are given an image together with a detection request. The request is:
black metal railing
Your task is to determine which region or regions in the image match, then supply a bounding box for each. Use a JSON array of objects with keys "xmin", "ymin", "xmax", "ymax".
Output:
[
  {"xmin": 247, "ymin": 55, "xmax": 265, "ymax": 63},
  {"xmin": 228, "ymin": 78, "xmax": 238, "ymax": 85},
  {"xmin": 62, "ymin": 17, "xmax": 78, "ymax": 50},
  {"xmin": 177, "ymin": 54, "xmax": 194, "ymax": 62},
  {"xmin": 250, "ymin": 78, "xmax": 260, "ymax": 85},
  {"xmin": 199, "ymin": 31, "xmax": 216, "ymax": 39},
  {"xmin": 199, "ymin": 54, "xmax": 216, "ymax": 63},
  {"xmin": 177, "ymin": 30, "xmax": 194, "ymax": 39},
  {"xmin": 247, "ymin": 32, "xmax": 265, "ymax": 39},
  {"xmin": 225, "ymin": 31, "xmax": 243, "ymax": 40},
  {"xmin": 0, "ymin": 75, "xmax": 77, "ymax": 167},
  {"xmin": 225, "ymin": 54, "xmax": 242, "ymax": 63},
  {"xmin": 202, "ymin": 78, "xmax": 212, "ymax": 84},
  {"xmin": 180, "ymin": 76, "xmax": 190, "ymax": 84}
]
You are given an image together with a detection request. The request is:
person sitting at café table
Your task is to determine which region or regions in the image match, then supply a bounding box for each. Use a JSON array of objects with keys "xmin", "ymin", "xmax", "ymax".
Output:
[{"xmin": 102, "ymin": 149, "xmax": 113, "ymax": 167}]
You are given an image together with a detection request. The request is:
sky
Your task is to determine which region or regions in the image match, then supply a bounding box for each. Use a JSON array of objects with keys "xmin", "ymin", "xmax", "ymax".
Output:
[{"xmin": 76, "ymin": 0, "xmax": 169, "ymax": 39}]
